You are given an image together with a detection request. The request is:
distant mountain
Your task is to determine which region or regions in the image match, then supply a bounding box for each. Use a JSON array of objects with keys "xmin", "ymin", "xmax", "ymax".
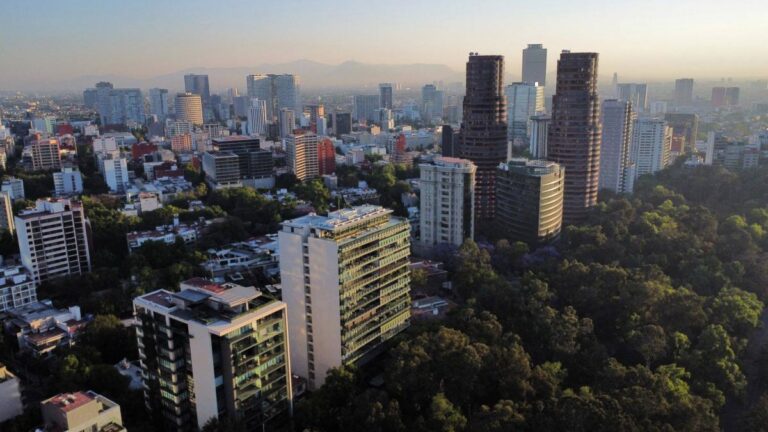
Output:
[{"xmin": 26, "ymin": 60, "xmax": 463, "ymax": 92}]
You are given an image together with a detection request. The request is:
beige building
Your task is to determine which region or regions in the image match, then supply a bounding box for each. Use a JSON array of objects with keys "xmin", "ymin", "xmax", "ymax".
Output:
[
  {"xmin": 419, "ymin": 156, "xmax": 476, "ymax": 248},
  {"xmin": 31, "ymin": 137, "xmax": 62, "ymax": 171},
  {"xmin": 495, "ymin": 159, "xmax": 564, "ymax": 245},
  {"xmin": 279, "ymin": 205, "xmax": 411, "ymax": 389},
  {"xmin": 41, "ymin": 391, "xmax": 125, "ymax": 432},
  {"xmin": 175, "ymin": 92, "xmax": 204, "ymax": 126},
  {"xmin": 0, "ymin": 191, "xmax": 14, "ymax": 233},
  {"xmin": 285, "ymin": 133, "xmax": 319, "ymax": 181}
]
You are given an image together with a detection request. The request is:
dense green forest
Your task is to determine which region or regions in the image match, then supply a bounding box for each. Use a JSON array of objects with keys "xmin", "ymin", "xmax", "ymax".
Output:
[{"xmin": 295, "ymin": 164, "xmax": 768, "ymax": 432}]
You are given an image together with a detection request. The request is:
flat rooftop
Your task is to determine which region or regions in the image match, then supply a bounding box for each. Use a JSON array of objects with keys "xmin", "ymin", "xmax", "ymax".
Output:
[
  {"xmin": 44, "ymin": 391, "xmax": 94, "ymax": 413},
  {"xmin": 284, "ymin": 205, "xmax": 392, "ymax": 232}
]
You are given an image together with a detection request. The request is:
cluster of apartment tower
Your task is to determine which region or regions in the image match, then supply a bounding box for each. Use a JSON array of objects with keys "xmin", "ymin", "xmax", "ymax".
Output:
[{"xmin": 421, "ymin": 46, "xmax": 699, "ymax": 252}]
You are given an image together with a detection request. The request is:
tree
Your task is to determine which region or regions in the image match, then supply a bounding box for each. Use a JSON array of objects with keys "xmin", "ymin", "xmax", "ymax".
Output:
[
  {"xmin": 81, "ymin": 314, "xmax": 137, "ymax": 364},
  {"xmin": 426, "ymin": 393, "xmax": 466, "ymax": 432}
]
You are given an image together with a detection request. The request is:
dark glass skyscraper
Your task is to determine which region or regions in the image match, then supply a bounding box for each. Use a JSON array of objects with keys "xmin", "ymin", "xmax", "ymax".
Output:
[
  {"xmin": 458, "ymin": 54, "xmax": 507, "ymax": 225},
  {"xmin": 547, "ymin": 51, "xmax": 601, "ymax": 224}
]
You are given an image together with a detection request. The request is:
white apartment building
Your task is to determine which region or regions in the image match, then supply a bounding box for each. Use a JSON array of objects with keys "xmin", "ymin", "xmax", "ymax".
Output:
[
  {"xmin": 631, "ymin": 118, "xmax": 672, "ymax": 179},
  {"xmin": 600, "ymin": 99, "xmax": 636, "ymax": 193},
  {"xmin": 0, "ymin": 364, "xmax": 23, "ymax": 423},
  {"xmin": 1, "ymin": 177, "xmax": 24, "ymax": 201},
  {"xmin": 279, "ymin": 205, "xmax": 411, "ymax": 389},
  {"xmin": 54, "ymin": 167, "xmax": 84, "ymax": 196},
  {"xmin": 15, "ymin": 199, "xmax": 92, "ymax": 283},
  {"xmin": 98, "ymin": 153, "xmax": 130, "ymax": 192},
  {"xmin": 134, "ymin": 279, "xmax": 292, "ymax": 431},
  {"xmin": 419, "ymin": 156, "xmax": 476, "ymax": 248},
  {"xmin": 0, "ymin": 264, "xmax": 36, "ymax": 312},
  {"xmin": 0, "ymin": 191, "xmax": 13, "ymax": 233}
]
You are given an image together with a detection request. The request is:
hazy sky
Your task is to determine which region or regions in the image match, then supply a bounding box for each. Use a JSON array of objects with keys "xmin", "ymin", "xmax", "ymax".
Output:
[{"xmin": 1, "ymin": 0, "xmax": 767, "ymax": 88}]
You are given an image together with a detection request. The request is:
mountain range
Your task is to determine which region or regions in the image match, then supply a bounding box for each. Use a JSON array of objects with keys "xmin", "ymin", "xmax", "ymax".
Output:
[{"xmin": 21, "ymin": 60, "xmax": 465, "ymax": 93}]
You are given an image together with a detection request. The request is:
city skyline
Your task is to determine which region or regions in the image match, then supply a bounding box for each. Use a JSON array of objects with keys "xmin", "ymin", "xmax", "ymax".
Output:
[{"xmin": 2, "ymin": 0, "xmax": 767, "ymax": 91}]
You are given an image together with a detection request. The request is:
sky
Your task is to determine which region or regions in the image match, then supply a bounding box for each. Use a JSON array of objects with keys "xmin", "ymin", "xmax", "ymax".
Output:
[{"xmin": 1, "ymin": 0, "xmax": 767, "ymax": 89}]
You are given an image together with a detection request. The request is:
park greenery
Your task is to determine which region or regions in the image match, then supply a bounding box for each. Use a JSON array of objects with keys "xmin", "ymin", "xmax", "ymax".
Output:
[{"xmin": 295, "ymin": 163, "xmax": 768, "ymax": 432}]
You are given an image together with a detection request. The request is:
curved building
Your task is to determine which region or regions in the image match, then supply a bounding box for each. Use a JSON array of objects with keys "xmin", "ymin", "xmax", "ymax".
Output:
[{"xmin": 175, "ymin": 92, "xmax": 204, "ymax": 126}]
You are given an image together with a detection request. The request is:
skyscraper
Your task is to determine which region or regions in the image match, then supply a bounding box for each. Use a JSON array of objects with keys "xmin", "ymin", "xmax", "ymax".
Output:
[
  {"xmin": 458, "ymin": 54, "xmax": 507, "ymax": 224},
  {"xmin": 616, "ymin": 83, "xmax": 648, "ymax": 112},
  {"xmin": 285, "ymin": 133, "xmax": 319, "ymax": 181},
  {"xmin": 332, "ymin": 112, "xmax": 352, "ymax": 137},
  {"xmin": 547, "ymin": 51, "xmax": 601, "ymax": 224},
  {"xmin": 279, "ymin": 205, "xmax": 411, "ymax": 389},
  {"xmin": 522, "ymin": 44, "xmax": 547, "ymax": 86},
  {"xmin": 86, "ymin": 82, "xmax": 144, "ymax": 126},
  {"xmin": 353, "ymin": 95, "xmax": 380, "ymax": 123},
  {"xmin": 631, "ymin": 118, "xmax": 672, "ymax": 178},
  {"xmin": 495, "ymin": 159, "xmax": 564, "ymax": 245},
  {"xmin": 175, "ymin": 93, "xmax": 204, "ymax": 126},
  {"xmin": 421, "ymin": 84, "xmax": 444, "ymax": 124},
  {"xmin": 441, "ymin": 124, "xmax": 459, "ymax": 157},
  {"xmin": 211, "ymin": 136, "xmax": 266, "ymax": 180},
  {"xmin": 419, "ymin": 156, "xmax": 476, "ymax": 248},
  {"xmin": 279, "ymin": 109, "xmax": 296, "ymax": 138},
  {"xmin": 305, "ymin": 104, "xmax": 325, "ymax": 133},
  {"xmin": 148, "ymin": 88, "xmax": 169, "ymax": 120},
  {"xmin": 505, "ymin": 82, "xmax": 545, "ymax": 149},
  {"xmin": 600, "ymin": 99, "xmax": 635, "ymax": 193},
  {"xmin": 16, "ymin": 199, "xmax": 92, "ymax": 283},
  {"xmin": 184, "ymin": 74, "xmax": 211, "ymax": 119},
  {"xmin": 379, "ymin": 83, "xmax": 393, "ymax": 109},
  {"xmin": 674, "ymin": 78, "xmax": 694, "ymax": 106},
  {"xmin": 246, "ymin": 99, "xmax": 268, "ymax": 136},
  {"xmin": 30, "ymin": 137, "xmax": 62, "ymax": 171},
  {"xmin": 529, "ymin": 114, "xmax": 551, "ymax": 159},
  {"xmin": 246, "ymin": 74, "xmax": 301, "ymax": 122},
  {"xmin": 134, "ymin": 279, "xmax": 292, "ymax": 431}
]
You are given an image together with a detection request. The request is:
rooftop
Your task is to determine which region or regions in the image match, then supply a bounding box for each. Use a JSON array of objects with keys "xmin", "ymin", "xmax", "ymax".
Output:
[
  {"xmin": 499, "ymin": 158, "xmax": 562, "ymax": 176},
  {"xmin": 44, "ymin": 391, "xmax": 94, "ymax": 413},
  {"xmin": 284, "ymin": 205, "xmax": 392, "ymax": 232}
]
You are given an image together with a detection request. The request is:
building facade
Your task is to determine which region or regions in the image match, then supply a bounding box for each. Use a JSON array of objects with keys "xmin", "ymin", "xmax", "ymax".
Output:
[
  {"xmin": 41, "ymin": 391, "xmax": 125, "ymax": 432},
  {"xmin": 175, "ymin": 93, "xmax": 204, "ymax": 126},
  {"xmin": 495, "ymin": 159, "xmax": 564, "ymax": 245},
  {"xmin": 458, "ymin": 54, "xmax": 508, "ymax": 225},
  {"xmin": 631, "ymin": 118, "xmax": 672, "ymax": 178},
  {"xmin": 522, "ymin": 44, "xmax": 547, "ymax": 86},
  {"xmin": 285, "ymin": 133, "xmax": 319, "ymax": 181},
  {"xmin": 505, "ymin": 82, "xmax": 545, "ymax": 149},
  {"xmin": 15, "ymin": 199, "xmax": 92, "ymax": 283},
  {"xmin": 419, "ymin": 157, "xmax": 476, "ymax": 248},
  {"xmin": 134, "ymin": 279, "xmax": 291, "ymax": 431},
  {"xmin": 600, "ymin": 99, "xmax": 635, "ymax": 193},
  {"xmin": 547, "ymin": 51, "xmax": 601, "ymax": 224},
  {"xmin": 279, "ymin": 206, "xmax": 411, "ymax": 389}
]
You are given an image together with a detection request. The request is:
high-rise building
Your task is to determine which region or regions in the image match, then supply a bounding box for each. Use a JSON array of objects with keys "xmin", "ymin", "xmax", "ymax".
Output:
[
  {"xmin": 441, "ymin": 124, "xmax": 459, "ymax": 157},
  {"xmin": 529, "ymin": 114, "xmax": 551, "ymax": 159},
  {"xmin": 377, "ymin": 108, "xmax": 394, "ymax": 131},
  {"xmin": 202, "ymin": 151, "xmax": 241, "ymax": 188},
  {"xmin": 600, "ymin": 99, "xmax": 636, "ymax": 193},
  {"xmin": 522, "ymin": 44, "xmax": 547, "ymax": 86},
  {"xmin": 712, "ymin": 87, "xmax": 740, "ymax": 107},
  {"xmin": 0, "ymin": 192, "xmax": 13, "ymax": 233},
  {"xmin": 247, "ymin": 74, "xmax": 301, "ymax": 122},
  {"xmin": 505, "ymin": 82, "xmax": 545, "ymax": 149},
  {"xmin": 421, "ymin": 85, "xmax": 444, "ymax": 124},
  {"xmin": 279, "ymin": 205, "xmax": 411, "ymax": 389},
  {"xmin": 332, "ymin": 112, "xmax": 352, "ymax": 137},
  {"xmin": 148, "ymin": 88, "xmax": 169, "ymax": 120},
  {"xmin": 30, "ymin": 137, "xmax": 62, "ymax": 171},
  {"xmin": 379, "ymin": 83, "xmax": 393, "ymax": 109},
  {"xmin": 285, "ymin": 133, "xmax": 319, "ymax": 181},
  {"xmin": 419, "ymin": 157, "xmax": 476, "ymax": 248},
  {"xmin": 317, "ymin": 138, "xmax": 336, "ymax": 176},
  {"xmin": 41, "ymin": 391, "xmax": 124, "ymax": 432},
  {"xmin": 547, "ymin": 51, "xmax": 601, "ymax": 224},
  {"xmin": 16, "ymin": 199, "xmax": 92, "ymax": 283},
  {"xmin": 184, "ymin": 74, "xmax": 211, "ymax": 120},
  {"xmin": 134, "ymin": 279, "xmax": 292, "ymax": 431},
  {"xmin": 85, "ymin": 82, "xmax": 145, "ymax": 126},
  {"xmin": 458, "ymin": 54, "xmax": 508, "ymax": 224},
  {"xmin": 170, "ymin": 134, "xmax": 193, "ymax": 153},
  {"xmin": 353, "ymin": 95, "xmax": 380, "ymax": 123},
  {"xmin": 211, "ymin": 136, "xmax": 267, "ymax": 180},
  {"xmin": 674, "ymin": 78, "xmax": 694, "ymax": 106},
  {"xmin": 495, "ymin": 159, "xmax": 564, "ymax": 245},
  {"xmin": 279, "ymin": 109, "xmax": 296, "ymax": 138},
  {"xmin": 616, "ymin": 83, "xmax": 648, "ymax": 112},
  {"xmin": 247, "ymin": 99, "xmax": 268, "ymax": 136},
  {"xmin": 664, "ymin": 113, "xmax": 699, "ymax": 154},
  {"xmin": 175, "ymin": 93, "xmax": 204, "ymax": 126},
  {"xmin": 725, "ymin": 87, "xmax": 740, "ymax": 106},
  {"xmin": 53, "ymin": 167, "xmax": 84, "ymax": 197},
  {"xmin": 631, "ymin": 118, "xmax": 672, "ymax": 179}
]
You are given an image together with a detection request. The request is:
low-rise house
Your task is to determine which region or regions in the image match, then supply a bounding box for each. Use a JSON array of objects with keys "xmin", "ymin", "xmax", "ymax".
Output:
[
  {"xmin": 3, "ymin": 300, "xmax": 87, "ymax": 357},
  {"xmin": 40, "ymin": 390, "xmax": 125, "ymax": 432}
]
